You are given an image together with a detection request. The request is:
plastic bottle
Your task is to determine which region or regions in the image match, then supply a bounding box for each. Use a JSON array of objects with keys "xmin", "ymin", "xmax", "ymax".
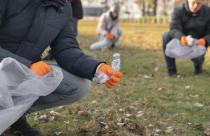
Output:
[
  {"xmin": 186, "ymin": 35, "xmax": 196, "ymax": 47},
  {"xmin": 93, "ymin": 53, "xmax": 121, "ymax": 84},
  {"xmin": 111, "ymin": 53, "xmax": 120, "ymax": 71}
]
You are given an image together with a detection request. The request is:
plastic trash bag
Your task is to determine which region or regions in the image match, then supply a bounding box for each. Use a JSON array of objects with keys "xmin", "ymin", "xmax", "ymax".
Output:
[
  {"xmin": 165, "ymin": 39, "xmax": 206, "ymax": 59},
  {"xmin": 0, "ymin": 58, "xmax": 63, "ymax": 134}
]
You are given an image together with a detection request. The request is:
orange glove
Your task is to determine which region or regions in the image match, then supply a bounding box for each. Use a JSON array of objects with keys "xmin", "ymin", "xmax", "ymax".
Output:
[
  {"xmin": 97, "ymin": 63, "xmax": 122, "ymax": 88},
  {"xmin": 196, "ymin": 38, "xmax": 206, "ymax": 46},
  {"xmin": 30, "ymin": 61, "xmax": 52, "ymax": 76},
  {"xmin": 180, "ymin": 36, "xmax": 188, "ymax": 46},
  {"xmin": 104, "ymin": 33, "xmax": 114, "ymax": 40}
]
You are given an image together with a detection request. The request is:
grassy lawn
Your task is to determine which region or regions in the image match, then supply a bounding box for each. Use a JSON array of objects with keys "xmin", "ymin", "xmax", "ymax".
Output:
[{"xmin": 28, "ymin": 21, "xmax": 210, "ymax": 136}]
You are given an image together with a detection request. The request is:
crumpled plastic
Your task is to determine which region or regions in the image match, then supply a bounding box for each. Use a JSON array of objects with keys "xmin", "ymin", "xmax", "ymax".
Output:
[
  {"xmin": 165, "ymin": 39, "xmax": 206, "ymax": 59},
  {"xmin": 0, "ymin": 57, "xmax": 63, "ymax": 134}
]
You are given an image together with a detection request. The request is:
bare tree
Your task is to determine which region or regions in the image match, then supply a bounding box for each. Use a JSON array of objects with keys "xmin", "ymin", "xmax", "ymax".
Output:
[
  {"xmin": 153, "ymin": 0, "xmax": 158, "ymax": 16},
  {"xmin": 135, "ymin": 0, "xmax": 146, "ymax": 16},
  {"xmin": 135, "ymin": 0, "xmax": 159, "ymax": 16}
]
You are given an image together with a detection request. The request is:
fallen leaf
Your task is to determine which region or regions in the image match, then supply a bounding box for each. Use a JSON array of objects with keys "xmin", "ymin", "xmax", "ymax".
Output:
[
  {"xmin": 78, "ymin": 110, "xmax": 89, "ymax": 116},
  {"xmin": 204, "ymin": 123, "xmax": 210, "ymax": 136},
  {"xmin": 157, "ymin": 87, "xmax": 166, "ymax": 91},
  {"xmin": 125, "ymin": 113, "xmax": 132, "ymax": 118},
  {"xmin": 117, "ymin": 122, "xmax": 125, "ymax": 127},
  {"xmin": 50, "ymin": 110, "xmax": 60, "ymax": 116},
  {"xmin": 143, "ymin": 75, "xmax": 152, "ymax": 79},
  {"xmin": 57, "ymin": 106, "xmax": 64, "ymax": 109},
  {"xmin": 126, "ymin": 122, "xmax": 138, "ymax": 130},
  {"xmin": 154, "ymin": 67, "xmax": 159, "ymax": 72},
  {"xmin": 148, "ymin": 124, "xmax": 153, "ymax": 127},
  {"xmin": 194, "ymin": 103, "xmax": 204, "ymax": 107},
  {"xmin": 119, "ymin": 108, "xmax": 125, "ymax": 112},
  {"xmin": 79, "ymin": 123, "xmax": 95, "ymax": 133},
  {"xmin": 49, "ymin": 116, "xmax": 55, "ymax": 121},
  {"xmin": 64, "ymin": 120, "xmax": 70, "ymax": 125},
  {"xmin": 54, "ymin": 131, "xmax": 63, "ymax": 136},
  {"xmin": 38, "ymin": 114, "xmax": 48, "ymax": 121},
  {"xmin": 136, "ymin": 111, "xmax": 144, "ymax": 118},
  {"xmin": 155, "ymin": 129, "xmax": 161, "ymax": 133},
  {"xmin": 165, "ymin": 126, "xmax": 173, "ymax": 133},
  {"xmin": 185, "ymin": 85, "xmax": 190, "ymax": 89},
  {"xmin": 92, "ymin": 100, "xmax": 97, "ymax": 104}
]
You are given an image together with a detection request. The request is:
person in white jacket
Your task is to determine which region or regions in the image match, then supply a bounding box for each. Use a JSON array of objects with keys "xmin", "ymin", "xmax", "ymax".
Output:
[{"xmin": 90, "ymin": 3, "xmax": 122, "ymax": 51}]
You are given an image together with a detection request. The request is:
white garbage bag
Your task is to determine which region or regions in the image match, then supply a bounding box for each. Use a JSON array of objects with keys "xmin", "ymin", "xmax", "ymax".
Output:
[
  {"xmin": 0, "ymin": 57, "xmax": 63, "ymax": 134},
  {"xmin": 165, "ymin": 39, "xmax": 206, "ymax": 59}
]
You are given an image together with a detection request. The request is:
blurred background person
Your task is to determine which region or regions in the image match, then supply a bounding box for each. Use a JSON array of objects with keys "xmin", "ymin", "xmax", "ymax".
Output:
[
  {"xmin": 162, "ymin": 0, "xmax": 210, "ymax": 76},
  {"xmin": 90, "ymin": 3, "xmax": 122, "ymax": 51}
]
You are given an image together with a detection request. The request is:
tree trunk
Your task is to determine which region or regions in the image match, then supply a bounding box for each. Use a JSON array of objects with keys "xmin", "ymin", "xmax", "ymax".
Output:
[
  {"xmin": 153, "ymin": 0, "xmax": 158, "ymax": 16},
  {"xmin": 142, "ymin": 0, "xmax": 146, "ymax": 16}
]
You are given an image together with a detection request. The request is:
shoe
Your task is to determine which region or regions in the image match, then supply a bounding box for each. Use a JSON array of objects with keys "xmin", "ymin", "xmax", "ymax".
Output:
[
  {"xmin": 10, "ymin": 116, "xmax": 42, "ymax": 136},
  {"xmin": 194, "ymin": 64, "xmax": 202, "ymax": 75},
  {"xmin": 168, "ymin": 69, "xmax": 177, "ymax": 77}
]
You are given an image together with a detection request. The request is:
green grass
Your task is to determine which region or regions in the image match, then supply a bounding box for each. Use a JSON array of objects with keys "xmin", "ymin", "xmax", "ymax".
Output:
[{"xmin": 27, "ymin": 21, "xmax": 210, "ymax": 136}]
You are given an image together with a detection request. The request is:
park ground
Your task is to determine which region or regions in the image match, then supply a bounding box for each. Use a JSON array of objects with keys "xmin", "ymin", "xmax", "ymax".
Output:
[{"xmin": 27, "ymin": 21, "xmax": 210, "ymax": 136}]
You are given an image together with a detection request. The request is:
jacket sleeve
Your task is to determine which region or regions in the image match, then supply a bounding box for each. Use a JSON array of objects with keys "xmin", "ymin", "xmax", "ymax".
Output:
[
  {"xmin": 97, "ymin": 13, "xmax": 108, "ymax": 35},
  {"xmin": 204, "ymin": 20, "xmax": 210, "ymax": 46},
  {"xmin": 51, "ymin": 14, "xmax": 103, "ymax": 80},
  {"xmin": 169, "ymin": 7, "xmax": 184, "ymax": 40},
  {"xmin": 204, "ymin": 8, "xmax": 210, "ymax": 46}
]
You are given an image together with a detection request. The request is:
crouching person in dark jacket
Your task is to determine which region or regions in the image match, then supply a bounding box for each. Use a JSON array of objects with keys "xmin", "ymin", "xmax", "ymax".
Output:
[
  {"xmin": 0, "ymin": 0, "xmax": 122, "ymax": 135},
  {"xmin": 162, "ymin": 0, "xmax": 210, "ymax": 76}
]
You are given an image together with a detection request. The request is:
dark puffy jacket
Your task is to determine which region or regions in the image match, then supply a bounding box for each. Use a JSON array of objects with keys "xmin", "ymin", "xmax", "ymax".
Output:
[
  {"xmin": 169, "ymin": 2, "xmax": 210, "ymax": 45},
  {"xmin": 71, "ymin": 0, "xmax": 83, "ymax": 19},
  {"xmin": 0, "ymin": 0, "xmax": 101, "ymax": 80}
]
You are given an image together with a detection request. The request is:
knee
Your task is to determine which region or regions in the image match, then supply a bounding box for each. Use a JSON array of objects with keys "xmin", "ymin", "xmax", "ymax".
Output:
[
  {"xmin": 65, "ymin": 79, "xmax": 92, "ymax": 102},
  {"xmin": 77, "ymin": 79, "xmax": 91, "ymax": 100},
  {"xmin": 57, "ymin": 80, "xmax": 92, "ymax": 106},
  {"xmin": 162, "ymin": 32, "xmax": 171, "ymax": 48},
  {"xmin": 55, "ymin": 70, "xmax": 92, "ymax": 102}
]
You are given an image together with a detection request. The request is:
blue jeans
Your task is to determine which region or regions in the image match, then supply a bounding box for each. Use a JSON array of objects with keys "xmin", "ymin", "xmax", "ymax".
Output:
[{"xmin": 162, "ymin": 32, "xmax": 204, "ymax": 72}]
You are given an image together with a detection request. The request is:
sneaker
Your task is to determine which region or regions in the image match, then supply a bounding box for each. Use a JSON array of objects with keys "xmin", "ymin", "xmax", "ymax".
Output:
[{"xmin": 10, "ymin": 116, "xmax": 42, "ymax": 136}]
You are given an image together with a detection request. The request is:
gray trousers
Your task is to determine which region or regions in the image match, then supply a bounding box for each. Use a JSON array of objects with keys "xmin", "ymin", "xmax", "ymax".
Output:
[
  {"xmin": 29, "ymin": 69, "xmax": 91, "ymax": 113},
  {"xmin": 0, "ymin": 48, "xmax": 91, "ymax": 113}
]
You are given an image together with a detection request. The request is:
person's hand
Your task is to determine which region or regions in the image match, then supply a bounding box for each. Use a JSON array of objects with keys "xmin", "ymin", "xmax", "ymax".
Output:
[
  {"xmin": 30, "ymin": 61, "xmax": 52, "ymax": 76},
  {"xmin": 196, "ymin": 38, "xmax": 206, "ymax": 46},
  {"xmin": 104, "ymin": 32, "xmax": 114, "ymax": 40},
  {"xmin": 181, "ymin": 35, "xmax": 197, "ymax": 46},
  {"xmin": 186, "ymin": 35, "xmax": 196, "ymax": 46},
  {"xmin": 180, "ymin": 36, "xmax": 188, "ymax": 46},
  {"xmin": 93, "ymin": 63, "xmax": 122, "ymax": 88}
]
